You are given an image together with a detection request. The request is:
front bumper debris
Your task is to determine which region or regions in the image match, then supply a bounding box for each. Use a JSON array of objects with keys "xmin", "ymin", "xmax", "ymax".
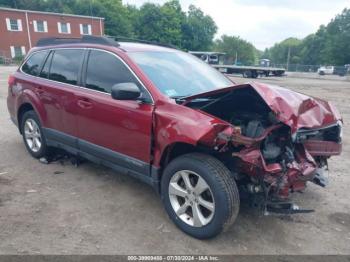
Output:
[{"xmin": 266, "ymin": 201, "xmax": 314, "ymax": 215}]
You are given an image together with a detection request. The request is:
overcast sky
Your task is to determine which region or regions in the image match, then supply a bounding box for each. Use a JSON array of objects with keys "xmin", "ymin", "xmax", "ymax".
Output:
[{"xmin": 122, "ymin": 0, "xmax": 349, "ymax": 50}]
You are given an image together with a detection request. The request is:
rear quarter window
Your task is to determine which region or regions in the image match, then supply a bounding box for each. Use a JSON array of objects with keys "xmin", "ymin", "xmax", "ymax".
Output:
[{"xmin": 21, "ymin": 50, "xmax": 48, "ymax": 76}]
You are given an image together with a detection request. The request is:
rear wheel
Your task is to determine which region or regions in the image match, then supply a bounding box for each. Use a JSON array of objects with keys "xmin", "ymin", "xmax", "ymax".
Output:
[
  {"xmin": 161, "ymin": 153, "xmax": 240, "ymax": 239},
  {"xmin": 242, "ymin": 70, "xmax": 252, "ymax": 78},
  {"xmin": 21, "ymin": 110, "xmax": 48, "ymax": 159}
]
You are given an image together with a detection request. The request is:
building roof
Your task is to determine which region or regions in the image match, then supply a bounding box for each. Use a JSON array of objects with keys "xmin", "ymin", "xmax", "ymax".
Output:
[{"xmin": 0, "ymin": 7, "xmax": 104, "ymax": 20}]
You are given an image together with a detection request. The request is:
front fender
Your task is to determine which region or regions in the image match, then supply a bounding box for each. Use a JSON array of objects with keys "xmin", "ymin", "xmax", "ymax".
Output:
[{"xmin": 153, "ymin": 102, "xmax": 229, "ymax": 167}]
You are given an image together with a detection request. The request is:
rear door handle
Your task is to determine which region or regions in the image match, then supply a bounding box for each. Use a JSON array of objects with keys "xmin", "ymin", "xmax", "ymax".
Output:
[{"xmin": 77, "ymin": 98, "xmax": 93, "ymax": 109}]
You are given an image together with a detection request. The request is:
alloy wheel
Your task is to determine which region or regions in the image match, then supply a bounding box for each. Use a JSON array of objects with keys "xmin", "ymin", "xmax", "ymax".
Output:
[
  {"xmin": 168, "ymin": 170, "xmax": 215, "ymax": 227},
  {"xmin": 24, "ymin": 118, "xmax": 42, "ymax": 153}
]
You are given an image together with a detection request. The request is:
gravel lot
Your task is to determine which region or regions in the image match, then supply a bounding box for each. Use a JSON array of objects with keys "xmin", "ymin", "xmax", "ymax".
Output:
[{"xmin": 0, "ymin": 66, "xmax": 349, "ymax": 254}]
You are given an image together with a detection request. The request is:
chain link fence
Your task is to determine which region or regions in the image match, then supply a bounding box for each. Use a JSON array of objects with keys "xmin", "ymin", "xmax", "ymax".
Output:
[{"xmin": 271, "ymin": 63, "xmax": 350, "ymax": 75}]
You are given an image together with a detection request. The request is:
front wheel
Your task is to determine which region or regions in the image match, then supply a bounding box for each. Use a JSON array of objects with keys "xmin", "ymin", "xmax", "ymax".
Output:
[{"xmin": 161, "ymin": 153, "xmax": 240, "ymax": 239}]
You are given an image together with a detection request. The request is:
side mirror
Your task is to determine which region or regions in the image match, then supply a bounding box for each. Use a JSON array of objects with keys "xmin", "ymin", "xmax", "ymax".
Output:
[{"xmin": 111, "ymin": 82, "xmax": 141, "ymax": 100}]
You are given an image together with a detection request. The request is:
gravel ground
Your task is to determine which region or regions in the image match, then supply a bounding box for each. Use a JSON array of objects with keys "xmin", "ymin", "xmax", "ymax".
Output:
[{"xmin": 0, "ymin": 66, "xmax": 349, "ymax": 254}]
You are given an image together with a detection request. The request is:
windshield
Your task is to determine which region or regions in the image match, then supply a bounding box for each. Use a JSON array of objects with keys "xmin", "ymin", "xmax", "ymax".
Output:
[{"xmin": 129, "ymin": 51, "xmax": 233, "ymax": 98}]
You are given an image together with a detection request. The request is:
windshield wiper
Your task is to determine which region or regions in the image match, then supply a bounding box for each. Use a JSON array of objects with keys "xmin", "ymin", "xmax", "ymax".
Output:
[{"xmin": 170, "ymin": 95, "xmax": 192, "ymax": 101}]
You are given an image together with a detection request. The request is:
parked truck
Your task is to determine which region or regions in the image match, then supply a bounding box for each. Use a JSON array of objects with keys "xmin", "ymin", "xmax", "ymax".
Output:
[{"xmin": 189, "ymin": 51, "xmax": 285, "ymax": 78}]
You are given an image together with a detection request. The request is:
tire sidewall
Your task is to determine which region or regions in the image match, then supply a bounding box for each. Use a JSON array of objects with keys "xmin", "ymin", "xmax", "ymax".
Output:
[
  {"xmin": 161, "ymin": 156, "xmax": 232, "ymax": 239},
  {"xmin": 21, "ymin": 110, "xmax": 47, "ymax": 159}
]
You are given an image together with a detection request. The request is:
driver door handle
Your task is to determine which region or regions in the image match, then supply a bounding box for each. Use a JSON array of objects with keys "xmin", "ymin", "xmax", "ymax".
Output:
[{"xmin": 77, "ymin": 98, "xmax": 93, "ymax": 109}]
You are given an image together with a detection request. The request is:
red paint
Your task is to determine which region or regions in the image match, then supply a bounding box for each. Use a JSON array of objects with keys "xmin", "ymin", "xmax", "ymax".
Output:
[
  {"xmin": 304, "ymin": 140, "xmax": 342, "ymax": 156},
  {"xmin": 7, "ymin": 42, "xmax": 343, "ymax": 200},
  {"xmin": 184, "ymin": 82, "xmax": 342, "ymax": 133}
]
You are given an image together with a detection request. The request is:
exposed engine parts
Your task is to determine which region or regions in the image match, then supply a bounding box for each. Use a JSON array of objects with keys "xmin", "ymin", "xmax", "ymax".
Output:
[{"xmin": 184, "ymin": 84, "xmax": 342, "ymax": 214}]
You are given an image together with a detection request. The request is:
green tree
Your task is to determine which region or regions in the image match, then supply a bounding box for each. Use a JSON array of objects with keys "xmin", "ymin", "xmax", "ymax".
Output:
[
  {"xmin": 133, "ymin": 3, "xmax": 164, "ymax": 42},
  {"xmin": 0, "ymin": 0, "xmax": 218, "ymax": 50},
  {"xmin": 133, "ymin": 0, "xmax": 185, "ymax": 46},
  {"xmin": 266, "ymin": 37, "xmax": 302, "ymax": 65},
  {"xmin": 181, "ymin": 5, "xmax": 217, "ymax": 51},
  {"xmin": 214, "ymin": 35, "xmax": 257, "ymax": 65},
  {"xmin": 73, "ymin": 0, "xmax": 133, "ymax": 37},
  {"xmin": 263, "ymin": 8, "xmax": 350, "ymax": 66}
]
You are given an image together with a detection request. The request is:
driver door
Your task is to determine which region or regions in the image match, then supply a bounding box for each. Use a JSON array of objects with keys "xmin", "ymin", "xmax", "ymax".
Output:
[{"xmin": 74, "ymin": 49, "xmax": 154, "ymax": 175}]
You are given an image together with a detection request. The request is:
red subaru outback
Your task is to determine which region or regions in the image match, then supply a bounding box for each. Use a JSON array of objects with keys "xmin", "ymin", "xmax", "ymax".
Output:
[{"xmin": 7, "ymin": 36, "xmax": 342, "ymax": 239}]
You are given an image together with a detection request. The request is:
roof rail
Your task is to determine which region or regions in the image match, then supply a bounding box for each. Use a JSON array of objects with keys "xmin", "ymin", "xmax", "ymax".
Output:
[
  {"xmin": 107, "ymin": 36, "xmax": 178, "ymax": 50},
  {"xmin": 36, "ymin": 35, "xmax": 178, "ymax": 50},
  {"xmin": 36, "ymin": 36, "xmax": 120, "ymax": 47}
]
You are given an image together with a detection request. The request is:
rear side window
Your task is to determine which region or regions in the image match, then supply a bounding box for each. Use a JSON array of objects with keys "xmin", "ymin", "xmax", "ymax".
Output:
[
  {"xmin": 21, "ymin": 50, "xmax": 48, "ymax": 76},
  {"xmin": 85, "ymin": 50, "xmax": 140, "ymax": 93},
  {"xmin": 49, "ymin": 49, "xmax": 84, "ymax": 85}
]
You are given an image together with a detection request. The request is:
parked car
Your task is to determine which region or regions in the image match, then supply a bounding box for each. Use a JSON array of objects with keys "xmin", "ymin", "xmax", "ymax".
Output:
[
  {"xmin": 7, "ymin": 36, "xmax": 343, "ymax": 239},
  {"xmin": 318, "ymin": 65, "xmax": 347, "ymax": 76},
  {"xmin": 317, "ymin": 65, "xmax": 334, "ymax": 75}
]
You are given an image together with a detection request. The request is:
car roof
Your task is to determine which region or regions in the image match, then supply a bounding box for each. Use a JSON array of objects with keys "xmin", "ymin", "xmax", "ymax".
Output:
[
  {"xmin": 32, "ymin": 36, "xmax": 177, "ymax": 53},
  {"xmin": 118, "ymin": 42, "xmax": 177, "ymax": 52}
]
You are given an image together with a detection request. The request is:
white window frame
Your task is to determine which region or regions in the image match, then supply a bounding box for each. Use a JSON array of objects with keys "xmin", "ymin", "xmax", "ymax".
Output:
[
  {"xmin": 80, "ymin": 24, "xmax": 92, "ymax": 35},
  {"xmin": 10, "ymin": 46, "xmax": 26, "ymax": 58},
  {"xmin": 33, "ymin": 20, "xmax": 48, "ymax": 33},
  {"xmin": 6, "ymin": 18, "xmax": 23, "ymax": 31},
  {"xmin": 57, "ymin": 22, "xmax": 71, "ymax": 34}
]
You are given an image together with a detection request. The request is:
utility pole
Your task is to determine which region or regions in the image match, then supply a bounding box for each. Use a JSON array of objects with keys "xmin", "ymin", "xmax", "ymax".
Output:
[
  {"xmin": 235, "ymin": 52, "xmax": 238, "ymax": 65},
  {"xmin": 286, "ymin": 46, "xmax": 291, "ymax": 71}
]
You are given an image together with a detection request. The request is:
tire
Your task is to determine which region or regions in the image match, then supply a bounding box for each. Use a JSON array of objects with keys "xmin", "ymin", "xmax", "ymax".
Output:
[
  {"xmin": 161, "ymin": 153, "xmax": 240, "ymax": 239},
  {"xmin": 251, "ymin": 70, "xmax": 258, "ymax": 78},
  {"xmin": 20, "ymin": 110, "xmax": 48, "ymax": 159},
  {"xmin": 242, "ymin": 70, "xmax": 252, "ymax": 78}
]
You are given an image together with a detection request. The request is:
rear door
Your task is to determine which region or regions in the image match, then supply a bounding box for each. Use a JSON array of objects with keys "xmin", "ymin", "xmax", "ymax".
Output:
[
  {"xmin": 37, "ymin": 48, "xmax": 84, "ymax": 146},
  {"xmin": 75, "ymin": 49, "xmax": 154, "ymax": 175}
]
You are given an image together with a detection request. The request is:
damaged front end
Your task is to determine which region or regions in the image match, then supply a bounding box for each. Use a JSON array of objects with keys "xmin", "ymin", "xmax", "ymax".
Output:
[{"xmin": 183, "ymin": 83, "xmax": 343, "ymax": 214}]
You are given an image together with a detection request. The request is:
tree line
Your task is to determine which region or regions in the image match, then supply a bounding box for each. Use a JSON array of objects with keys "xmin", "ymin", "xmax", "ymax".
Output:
[
  {"xmin": 0, "ymin": 0, "xmax": 217, "ymax": 51},
  {"xmin": 263, "ymin": 8, "xmax": 350, "ymax": 66},
  {"xmin": 0, "ymin": 0, "xmax": 260, "ymax": 64},
  {"xmin": 1, "ymin": 0, "xmax": 349, "ymax": 66}
]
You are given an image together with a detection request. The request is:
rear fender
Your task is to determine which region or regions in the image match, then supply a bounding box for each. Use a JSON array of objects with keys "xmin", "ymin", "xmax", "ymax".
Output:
[{"xmin": 17, "ymin": 88, "xmax": 46, "ymax": 126}]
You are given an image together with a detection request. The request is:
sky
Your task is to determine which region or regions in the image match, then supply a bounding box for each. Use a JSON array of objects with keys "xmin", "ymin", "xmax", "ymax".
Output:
[{"xmin": 122, "ymin": 0, "xmax": 349, "ymax": 50}]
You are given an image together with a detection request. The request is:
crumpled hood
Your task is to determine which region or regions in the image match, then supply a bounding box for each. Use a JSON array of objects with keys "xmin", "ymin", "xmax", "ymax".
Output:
[
  {"xmin": 184, "ymin": 82, "xmax": 342, "ymax": 133},
  {"xmin": 250, "ymin": 82, "xmax": 341, "ymax": 133}
]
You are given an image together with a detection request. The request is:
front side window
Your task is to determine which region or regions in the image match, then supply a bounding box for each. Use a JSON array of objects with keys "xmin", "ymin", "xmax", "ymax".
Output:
[
  {"xmin": 85, "ymin": 50, "xmax": 140, "ymax": 93},
  {"xmin": 49, "ymin": 49, "xmax": 84, "ymax": 85},
  {"xmin": 129, "ymin": 51, "xmax": 233, "ymax": 98},
  {"xmin": 22, "ymin": 50, "xmax": 48, "ymax": 76}
]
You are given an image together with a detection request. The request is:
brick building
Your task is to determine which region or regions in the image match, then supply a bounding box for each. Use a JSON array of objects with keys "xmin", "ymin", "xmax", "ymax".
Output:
[{"xmin": 0, "ymin": 7, "xmax": 104, "ymax": 60}]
